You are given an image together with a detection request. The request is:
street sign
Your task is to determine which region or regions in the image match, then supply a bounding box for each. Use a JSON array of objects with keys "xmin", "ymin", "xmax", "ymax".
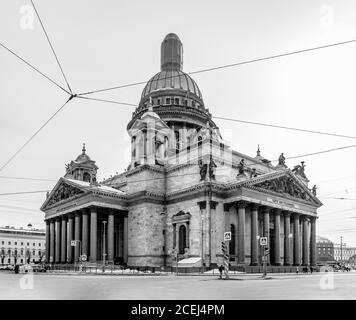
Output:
[
  {"xmin": 224, "ymin": 232, "xmax": 231, "ymax": 241},
  {"xmin": 81, "ymin": 254, "xmax": 87, "ymax": 262},
  {"xmin": 71, "ymin": 240, "xmax": 76, "ymax": 246},
  {"xmin": 260, "ymin": 237, "xmax": 268, "ymax": 246}
]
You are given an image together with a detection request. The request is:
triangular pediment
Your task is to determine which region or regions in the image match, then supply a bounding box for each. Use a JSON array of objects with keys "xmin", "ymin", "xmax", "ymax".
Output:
[
  {"xmin": 41, "ymin": 178, "xmax": 87, "ymax": 210},
  {"xmin": 244, "ymin": 170, "xmax": 322, "ymax": 206}
]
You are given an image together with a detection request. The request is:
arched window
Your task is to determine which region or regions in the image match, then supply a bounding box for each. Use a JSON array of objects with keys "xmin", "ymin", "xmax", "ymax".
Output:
[
  {"xmin": 198, "ymin": 136, "xmax": 202, "ymax": 159},
  {"xmin": 83, "ymin": 172, "xmax": 91, "ymax": 182},
  {"xmin": 132, "ymin": 136, "xmax": 136, "ymax": 158},
  {"xmin": 179, "ymin": 225, "xmax": 187, "ymax": 254},
  {"xmin": 175, "ymin": 131, "xmax": 180, "ymax": 154},
  {"xmin": 229, "ymin": 224, "xmax": 236, "ymax": 255}
]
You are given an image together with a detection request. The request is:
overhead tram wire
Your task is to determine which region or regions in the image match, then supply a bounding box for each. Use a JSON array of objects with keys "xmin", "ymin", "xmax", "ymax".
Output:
[
  {"xmin": 30, "ymin": 0, "xmax": 73, "ymax": 94},
  {"xmin": 75, "ymin": 95, "xmax": 356, "ymax": 141},
  {"xmin": 76, "ymin": 96, "xmax": 138, "ymax": 108},
  {"xmin": 0, "ymin": 97, "xmax": 72, "ymax": 173},
  {"xmin": 0, "ymin": 140, "xmax": 355, "ymax": 185},
  {"xmin": 0, "ymin": 42, "xmax": 69, "ymax": 94},
  {"xmin": 213, "ymin": 117, "xmax": 356, "ymax": 141},
  {"xmin": 0, "ymin": 176, "xmax": 56, "ymax": 182},
  {"xmin": 77, "ymin": 38, "xmax": 356, "ymax": 97},
  {"xmin": 0, "ymin": 190, "xmax": 50, "ymax": 196}
]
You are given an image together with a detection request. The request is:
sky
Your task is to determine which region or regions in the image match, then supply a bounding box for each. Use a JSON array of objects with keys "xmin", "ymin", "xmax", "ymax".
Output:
[{"xmin": 1, "ymin": 0, "xmax": 356, "ymax": 246}]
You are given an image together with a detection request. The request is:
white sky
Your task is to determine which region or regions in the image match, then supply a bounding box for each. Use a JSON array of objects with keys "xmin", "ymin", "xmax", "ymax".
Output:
[{"xmin": 1, "ymin": 0, "xmax": 356, "ymax": 246}]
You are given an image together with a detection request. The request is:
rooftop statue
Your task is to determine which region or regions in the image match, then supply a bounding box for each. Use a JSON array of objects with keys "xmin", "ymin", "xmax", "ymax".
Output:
[
  {"xmin": 237, "ymin": 159, "xmax": 245, "ymax": 175},
  {"xmin": 278, "ymin": 153, "xmax": 286, "ymax": 166},
  {"xmin": 312, "ymin": 185, "xmax": 317, "ymax": 196}
]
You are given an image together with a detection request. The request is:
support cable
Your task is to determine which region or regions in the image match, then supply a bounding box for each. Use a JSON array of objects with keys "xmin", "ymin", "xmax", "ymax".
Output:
[
  {"xmin": 30, "ymin": 0, "xmax": 73, "ymax": 94},
  {"xmin": 77, "ymin": 39, "xmax": 356, "ymax": 97},
  {"xmin": 0, "ymin": 98, "xmax": 72, "ymax": 173},
  {"xmin": 0, "ymin": 41, "xmax": 69, "ymax": 94}
]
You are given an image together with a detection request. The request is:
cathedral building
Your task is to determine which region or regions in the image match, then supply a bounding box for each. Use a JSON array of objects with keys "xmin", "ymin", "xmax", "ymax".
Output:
[{"xmin": 41, "ymin": 33, "xmax": 322, "ymax": 270}]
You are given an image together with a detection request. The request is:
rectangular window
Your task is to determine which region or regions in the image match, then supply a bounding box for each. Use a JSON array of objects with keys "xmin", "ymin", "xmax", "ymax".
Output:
[
  {"xmin": 21, "ymin": 242, "xmax": 23, "ymax": 246},
  {"xmin": 39, "ymin": 243, "xmax": 41, "ymax": 247},
  {"xmin": 165, "ymin": 98, "xmax": 170, "ymax": 105},
  {"xmin": 27, "ymin": 243, "xmax": 29, "ymax": 246},
  {"xmin": 1, "ymin": 241, "xmax": 4, "ymax": 245},
  {"xmin": 33, "ymin": 243, "xmax": 35, "ymax": 246},
  {"xmin": 174, "ymin": 98, "xmax": 179, "ymax": 105},
  {"xmin": 14, "ymin": 242, "xmax": 17, "ymax": 245},
  {"xmin": 8, "ymin": 241, "xmax": 11, "ymax": 245},
  {"xmin": 33, "ymin": 250, "xmax": 35, "ymax": 255}
]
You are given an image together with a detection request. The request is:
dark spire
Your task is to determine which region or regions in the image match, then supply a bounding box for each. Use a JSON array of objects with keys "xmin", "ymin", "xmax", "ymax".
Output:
[
  {"xmin": 161, "ymin": 33, "xmax": 183, "ymax": 71},
  {"xmin": 82, "ymin": 143, "xmax": 86, "ymax": 154},
  {"xmin": 257, "ymin": 145, "xmax": 261, "ymax": 157}
]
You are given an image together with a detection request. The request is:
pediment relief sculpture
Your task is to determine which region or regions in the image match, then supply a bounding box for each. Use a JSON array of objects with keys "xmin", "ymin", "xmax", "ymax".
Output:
[
  {"xmin": 47, "ymin": 183, "xmax": 84, "ymax": 206},
  {"xmin": 252, "ymin": 176, "xmax": 312, "ymax": 202}
]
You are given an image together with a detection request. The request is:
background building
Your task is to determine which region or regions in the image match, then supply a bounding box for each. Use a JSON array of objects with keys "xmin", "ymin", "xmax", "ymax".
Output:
[
  {"xmin": 334, "ymin": 243, "xmax": 356, "ymax": 263},
  {"xmin": 316, "ymin": 235, "xmax": 334, "ymax": 263},
  {"xmin": 0, "ymin": 224, "xmax": 46, "ymax": 265}
]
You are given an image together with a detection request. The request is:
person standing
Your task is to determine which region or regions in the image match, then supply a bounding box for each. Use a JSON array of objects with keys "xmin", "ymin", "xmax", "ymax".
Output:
[{"xmin": 218, "ymin": 265, "xmax": 224, "ymax": 279}]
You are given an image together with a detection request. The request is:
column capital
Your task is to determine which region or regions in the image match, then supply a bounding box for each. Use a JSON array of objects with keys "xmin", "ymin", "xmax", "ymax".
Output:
[
  {"xmin": 81, "ymin": 208, "xmax": 90, "ymax": 215},
  {"xmin": 210, "ymin": 201, "xmax": 218, "ymax": 210},
  {"xmin": 273, "ymin": 208, "xmax": 282, "ymax": 215},
  {"xmin": 302, "ymin": 215, "xmax": 310, "ymax": 222},
  {"xmin": 310, "ymin": 216, "xmax": 317, "ymax": 222},
  {"xmin": 223, "ymin": 203, "xmax": 232, "ymax": 212},
  {"xmin": 250, "ymin": 203, "xmax": 259, "ymax": 211},
  {"xmin": 197, "ymin": 201, "xmax": 207, "ymax": 210},
  {"xmin": 108, "ymin": 209, "xmax": 116, "ymax": 215},
  {"xmin": 61, "ymin": 215, "xmax": 67, "ymax": 222},
  {"xmin": 75, "ymin": 211, "xmax": 81, "ymax": 217},
  {"xmin": 282, "ymin": 211, "xmax": 291, "ymax": 217},
  {"xmin": 236, "ymin": 201, "xmax": 248, "ymax": 209},
  {"xmin": 260, "ymin": 206, "xmax": 270, "ymax": 214},
  {"xmin": 292, "ymin": 212, "xmax": 300, "ymax": 219}
]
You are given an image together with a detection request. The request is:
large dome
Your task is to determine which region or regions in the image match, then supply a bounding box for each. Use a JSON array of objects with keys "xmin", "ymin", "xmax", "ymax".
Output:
[
  {"xmin": 128, "ymin": 33, "xmax": 216, "ymax": 130},
  {"xmin": 140, "ymin": 69, "xmax": 203, "ymax": 102}
]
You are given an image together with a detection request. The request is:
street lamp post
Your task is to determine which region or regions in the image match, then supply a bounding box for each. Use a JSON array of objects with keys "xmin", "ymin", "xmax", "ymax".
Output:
[
  {"xmin": 102, "ymin": 221, "xmax": 107, "ymax": 272},
  {"xmin": 340, "ymin": 236, "xmax": 343, "ymax": 263}
]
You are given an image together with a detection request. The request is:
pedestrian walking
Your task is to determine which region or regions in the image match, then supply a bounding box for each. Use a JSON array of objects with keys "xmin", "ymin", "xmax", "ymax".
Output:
[
  {"xmin": 14, "ymin": 264, "xmax": 19, "ymax": 274},
  {"xmin": 218, "ymin": 265, "xmax": 224, "ymax": 279},
  {"xmin": 296, "ymin": 266, "xmax": 299, "ymax": 274}
]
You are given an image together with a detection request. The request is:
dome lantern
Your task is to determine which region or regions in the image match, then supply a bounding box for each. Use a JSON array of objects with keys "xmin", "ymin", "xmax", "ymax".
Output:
[{"xmin": 161, "ymin": 33, "xmax": 183, "ymax": 71}]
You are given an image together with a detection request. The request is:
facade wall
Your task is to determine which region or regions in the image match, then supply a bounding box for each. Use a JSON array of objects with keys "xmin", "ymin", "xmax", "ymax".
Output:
[{"xmin": 127, "ymin": 202, "xmax": 164, "ymax": 267}]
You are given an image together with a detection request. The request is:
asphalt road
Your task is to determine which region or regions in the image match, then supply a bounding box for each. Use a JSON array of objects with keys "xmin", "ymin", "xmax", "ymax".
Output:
[{"xmin": 0, "ymin": 271, "xmax": 355, "ymax": 300}]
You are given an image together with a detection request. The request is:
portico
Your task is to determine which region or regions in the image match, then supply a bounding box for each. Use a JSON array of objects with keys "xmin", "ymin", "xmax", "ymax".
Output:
[
  {"xmin": 41, "ymin": 176, "xmax": 129, "ymax": 265},
  {"xmin": 221, "ymin": 170, "xmax": 320, "ymax": 267}
]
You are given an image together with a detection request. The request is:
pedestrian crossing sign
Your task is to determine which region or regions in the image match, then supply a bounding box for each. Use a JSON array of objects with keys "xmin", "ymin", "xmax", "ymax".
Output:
[
  {"xmin": 260, "ymin": 237, "xmax": 268, "ymax": 246},
  {"xmin": 224, "ymin": 232, "xmax": 231, "ymax": 241}
]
